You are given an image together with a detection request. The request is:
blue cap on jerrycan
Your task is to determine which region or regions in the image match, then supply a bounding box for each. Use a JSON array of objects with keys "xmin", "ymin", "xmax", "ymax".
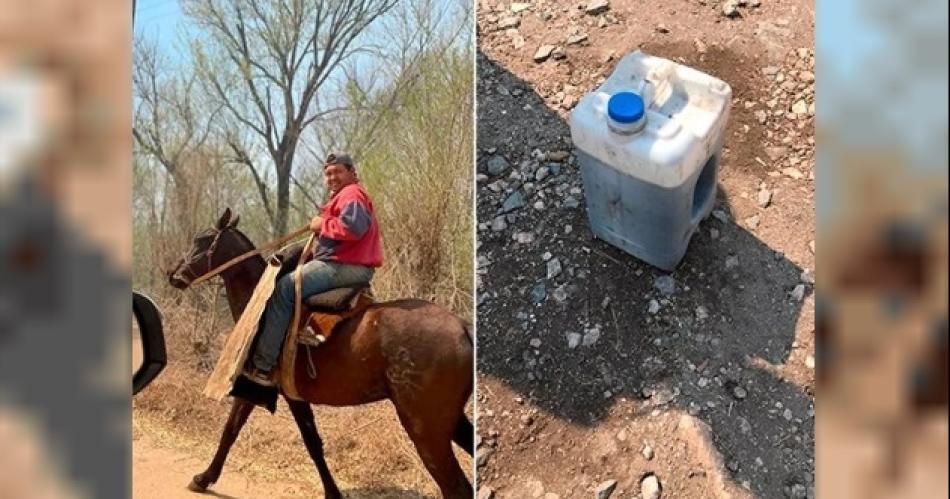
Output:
[{"xmin": 607, "ymin": 91, "xmax": 646, "ymax": 133}]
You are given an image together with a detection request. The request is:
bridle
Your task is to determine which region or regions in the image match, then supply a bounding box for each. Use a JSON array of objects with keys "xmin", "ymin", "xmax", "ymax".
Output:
[{"xmin": 173, "ymin": 225, "xmax": 312, "ymax": 287}]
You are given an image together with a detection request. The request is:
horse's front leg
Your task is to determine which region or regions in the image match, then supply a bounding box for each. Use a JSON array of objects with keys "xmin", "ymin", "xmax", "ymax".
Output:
[
  {"xmin": 285, "ymin": 397, "xmax": 342, "ymax": 499},
  {"xmin": 187, "ymin": 398, "xmax": 255, "ymax": 492}
]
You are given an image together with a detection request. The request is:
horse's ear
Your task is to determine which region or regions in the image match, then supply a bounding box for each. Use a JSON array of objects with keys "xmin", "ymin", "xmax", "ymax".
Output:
[
  {"xmin": 216, "ymin": 208, "xmax": 232, "ymax": 229},
  {"xmin": 227, "ymin": 214, "xmax": 240, "ymax": 228}
]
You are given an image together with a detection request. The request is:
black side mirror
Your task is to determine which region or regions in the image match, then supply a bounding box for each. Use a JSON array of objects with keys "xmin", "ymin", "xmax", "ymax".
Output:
[{"xmin": 133, "ymin": 291, "xmax": 166, "ymax": 395}]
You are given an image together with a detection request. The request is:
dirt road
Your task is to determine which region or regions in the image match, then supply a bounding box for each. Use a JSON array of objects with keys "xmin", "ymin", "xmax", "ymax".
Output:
[{"xmin": 133, "ymin": 434, "xmax": 301, "ymax": 499}]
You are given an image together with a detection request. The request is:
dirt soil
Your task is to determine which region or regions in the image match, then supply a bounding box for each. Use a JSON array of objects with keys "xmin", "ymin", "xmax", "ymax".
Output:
[{"xmin": 475, "ymin": 0, "xmax": 815, "ymax": 498}]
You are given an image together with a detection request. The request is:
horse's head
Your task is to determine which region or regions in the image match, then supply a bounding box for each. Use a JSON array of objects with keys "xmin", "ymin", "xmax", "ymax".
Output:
[{"xmin": 167, "ymin": 208, "xmax": 241, "ymax": 289}]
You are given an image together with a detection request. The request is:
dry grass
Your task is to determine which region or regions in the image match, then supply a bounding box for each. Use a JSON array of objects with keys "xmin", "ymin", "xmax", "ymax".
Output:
[{"xmin": 133, "ymin": 296, "xmax": 473, "ymax": 498}]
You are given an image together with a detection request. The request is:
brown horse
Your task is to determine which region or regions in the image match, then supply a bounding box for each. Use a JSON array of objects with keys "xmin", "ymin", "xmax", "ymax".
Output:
[{"xmin": 167, "ymin": 209, "xmax": 474, "ymax": 498}]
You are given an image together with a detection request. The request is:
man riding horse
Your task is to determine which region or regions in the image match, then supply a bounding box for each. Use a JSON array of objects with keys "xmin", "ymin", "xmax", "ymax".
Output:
[{"xmin": 244, "ymin": 152, "xmax": 382, "ymax": 388}]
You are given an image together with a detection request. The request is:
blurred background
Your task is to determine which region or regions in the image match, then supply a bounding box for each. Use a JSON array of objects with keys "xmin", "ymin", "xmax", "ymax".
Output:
[{"xmin": 816, "ymin": 0, "xmax": 947, "ymax": 497}]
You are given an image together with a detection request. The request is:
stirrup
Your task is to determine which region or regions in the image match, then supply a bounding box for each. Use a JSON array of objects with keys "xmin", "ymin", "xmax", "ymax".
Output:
[{"xmin": 297, "ymin": 325, "xmax": 327, "ymax": 347}]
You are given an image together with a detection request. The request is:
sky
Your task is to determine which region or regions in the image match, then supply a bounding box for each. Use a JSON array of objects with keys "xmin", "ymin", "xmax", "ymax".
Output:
[{"xmin": 133, "ymin": 0, "xmax": 189, "ymax": 59}]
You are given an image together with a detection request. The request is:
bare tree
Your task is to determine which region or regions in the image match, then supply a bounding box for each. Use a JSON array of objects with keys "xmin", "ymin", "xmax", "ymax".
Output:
[
  {"xmin": 132, "ymin": 37, "xmax": 217, "ymax": 186},
  {"xmin": 184, "ymin": 0, "xmax": 398, "ymax": 237}
]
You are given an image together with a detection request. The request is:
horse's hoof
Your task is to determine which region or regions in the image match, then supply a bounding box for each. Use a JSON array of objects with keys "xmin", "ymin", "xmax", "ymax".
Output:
[
  {"xmin": 187, "ymin": 474, "xmax": 210, "ymax": 493},
  {"xmin": 325, "ymin": 491, "xmax": 343, "ymax": 499}
]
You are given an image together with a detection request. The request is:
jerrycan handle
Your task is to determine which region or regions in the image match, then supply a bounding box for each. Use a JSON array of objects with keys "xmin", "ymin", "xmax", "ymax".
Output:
[{"xmin": 644, "ymin": 61, "xmax": 676, "ymax": 110}]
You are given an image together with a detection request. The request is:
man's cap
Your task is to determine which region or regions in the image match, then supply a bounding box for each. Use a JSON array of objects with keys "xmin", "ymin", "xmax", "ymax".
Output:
[{"xmin": 324, "ymin": 152, "xmax": 354, "ymax": 168}]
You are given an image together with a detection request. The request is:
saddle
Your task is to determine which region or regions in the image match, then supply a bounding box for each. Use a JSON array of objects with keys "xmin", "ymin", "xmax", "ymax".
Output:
[
  {"xmin": 270, "ymin": 242, "xmax": 375, "ymax": 346},
  {"xmin": 296, "ymin": 285, "xmax": 374, "ymax": 346}
]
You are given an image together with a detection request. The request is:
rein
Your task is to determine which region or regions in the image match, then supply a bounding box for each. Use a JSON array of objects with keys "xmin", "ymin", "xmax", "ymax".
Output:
[{"xmin": 190, "ymin": 226, "xmax": 311, "ymax": 286}]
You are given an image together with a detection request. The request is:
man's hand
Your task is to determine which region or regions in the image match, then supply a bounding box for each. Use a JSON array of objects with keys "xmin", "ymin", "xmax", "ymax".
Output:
[{"xmin": 309, "ymin": 215, "xmax": 323, "ymax": 232}]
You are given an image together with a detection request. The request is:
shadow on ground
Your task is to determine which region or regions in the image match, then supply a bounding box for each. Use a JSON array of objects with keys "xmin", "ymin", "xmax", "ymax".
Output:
[
  {"xmin": 476, "ymin": 45, "xmax": 814, "ymax": 498},
  {"xmin": 342, "ymin": 487, "xmax": 431, "ymax": 499}
]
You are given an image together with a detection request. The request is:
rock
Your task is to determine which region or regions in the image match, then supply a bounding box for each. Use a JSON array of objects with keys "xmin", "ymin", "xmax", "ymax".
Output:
[
  {"xmin": 798, "ymin": 70, "xmax": 815, "ymax": 83},
  {"xmin": 562, "ymin": 94, "xmax": 578, "ymax": 109},
  {"xmin": 783, "ymin": 408, "xmax": 794, "ymax": 421},
  {"xmin": 476, "ymin": 447, "xmax": 493, "ymax": 467},
  {"xmin": 727, "ymin": 459, "xmax": 739, "ymax": 472},
  {"xmin": 787, "ymin": 483, "xmax": 807, "ymax": 499},
  {"xmin": 755, "ymin": 110, "xmax": 768, "ymax": 124},
  {"xmin": 758, "ymin": 188, "xmax": 772, "ymax": 207},
  {"xmin": 764, "ymin": 147, "xmax": 787, "ymax": 161},
  {"xmin": 546, "ymin": 258, "xmax": 562, "ymax": 279},
  {"xmin": 534, "ymin": 45, "xmax": 556, "ymax": 62},
  {"xmin": 725, "ymin": 255, "xmax": 739, "ymax": 270},
  {"xmin": 782, "ymin": 167, "xmax": 804, "ymax": 179},
  {"xmin": 722, "ymin": 0, "xmax": 740, "ymax": 17},
  {"xmin": 648, "ymin": 299, "xmax": 660, "ymax": 314},
  {"xmin": 551, "ymin": 47, "xmax": 566, "ymax": 60},
  {"xmin": 486, "ymin": 155, "xmax": 510, "ymax": 176},
  {"xmin": 640, "ymin": 474, "xmax": 662, "ymax": 499},
  {"xmin": 800, "ymin": 269, "xmax": 814, "ymax": 284},
  {"xmin": 762, "ymin": 66, "xmax": 780, "ymax": 76},
  {"xmin": 547, "ymin": 150, "xmax": 570, "ymax": 161},
  {"xmin": 655, "ymin": 23, "xmax": 669, "ymax": 34},
  {"xmin": 567, "ymin": 33, "xmax": 588, "ymax": 45},
  {"xmin": 552, "ymin": 285, "xmax": 568, "ymax": 303},
  {"xmin": 585, "ymin": 0, "xmax": 610, "ymax": 15},
  {"xmin": 526, "ymin": 480, "xmax": 544, "ymax": 498},
  {"xmin": 710, "ymin": 227, "xmax": 720, "ymax": 239},
  {"xmin": 733, "ymin": 386, "xmax": 748, "ymax": 400},
  {"xmin": 809, "ymin": 240, "xmax": 815, "ymax": 253},
  {"xmin": 511, "ymin": 33, "xmax": 526, "ymax": 49},
  {"xmin": 693, "ymin": 38, "xmax": 708, "ymax": 54},
  {"xmin": 749, "ymin": 0, "xmax": 761, "ymax": 6},
  {"xmin": 595, "ymin": 479, "xmax": 618, "ymax": 499},
  {"xmin": 511, "ymin": 2, "xmax": 532, "ymax": 13},
  {"xmin": 641, "ymin": 444, "xmax": 655, "ymax": 460},
  {"xmin": 650, "ymin": 385, "xmax": 676, "ymax": 405},
  {"xmin": 531, "ymin": 283, "xmax": 547, "ymax": 304},
  {"xmin": 566, "ymin": 332, "xmax": 582, "ymax": 349},
  {"xmin": 739, "ymin": 417, "xmax": 752, "ymax": 434},
  {"xmin": 687, "ymin": 402, "xmax": 701, "ymax": 416},
  {"xmin": 790, "ymin": 284, "xmax": 806, "ymax": 302},
  {"xmin": 514, "ymin": 231, "xmax": 535, "ymax": 244},
  {"xmin": 745, "ymin": 214, "xmax": 760, "ymax": 229},
  {"xmin": 654, "ymin": 275, "xmax": 676, "ymax": 296},
  {"xmin": 529, "ymin": 338, "xmax": 542, "ymax": 348},
  {"xmin": 498, "ymin": 16, "xmax": 521, "ymax": 29},
  {"xmin": 520, "ymin": 414, "xmax": 533, "ymax": 426},
  {"xmin": 535, "ymin": 166, "xmax": 550, "ymax": 181},
  {"xmin": 582, "ymin": 327, "xmax": 601, "ymax": 347},
  {"xmin": 712, "ymin": 209, "xmax": 730, "ymax": 224},
  {"xmin": 491, "ymin": 216, "xmax": 508, "ymax": 232},
  {"xmin": 500, "ymin": 191, "xmax": 525, "ymax": 213},
  {"xmin": 477, "ymin": 486, "xmax": 495, "ymax": 499},
  {"xmin": 548, "ymin": 163, "xmax": 562, "ymax": 175},
  {"xmin": 563, "ymin": 196, "xmax": 580, "ymax": 209},
  {"xmin": 791, "ymin": 99, "xmax": 808, "ymax": 115},
  {"xmin": 805, "ymin": 355, "xmax": 815, "ymax": 369},
  {"xmin": 695, "ymin": 306, "xmax": 709, "ymax": 321}
]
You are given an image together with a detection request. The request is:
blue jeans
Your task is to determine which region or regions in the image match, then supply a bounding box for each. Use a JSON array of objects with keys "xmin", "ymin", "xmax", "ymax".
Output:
[{"xmin": 251, "ymin": 260, "xmax": 374, "ymax": 372}]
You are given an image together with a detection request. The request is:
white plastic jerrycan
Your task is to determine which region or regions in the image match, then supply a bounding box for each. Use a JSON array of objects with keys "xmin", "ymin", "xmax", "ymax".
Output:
[{"xmin": 570, "ymin": 51, "xmax": 732, "ymax": 270}]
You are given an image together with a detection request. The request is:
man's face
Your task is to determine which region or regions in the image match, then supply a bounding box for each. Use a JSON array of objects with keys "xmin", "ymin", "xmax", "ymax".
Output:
[{"xmin": 324, "ymin": 163, "xmax": 356, "ymax": 194}]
